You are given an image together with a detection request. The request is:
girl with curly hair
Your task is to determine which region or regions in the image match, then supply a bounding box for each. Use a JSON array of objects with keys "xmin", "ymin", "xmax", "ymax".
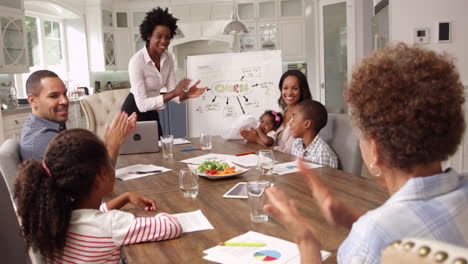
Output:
[
  {"xmin": 122, "ymin": 7, "xmax": 206, "ymax": 136},
  {"xmin": 14, "ymin": 129, "xmax": 182, "ymax": 263},
  {"xmin": 263, "ymin": 44, "xmax": 467, "ymax": 263}
]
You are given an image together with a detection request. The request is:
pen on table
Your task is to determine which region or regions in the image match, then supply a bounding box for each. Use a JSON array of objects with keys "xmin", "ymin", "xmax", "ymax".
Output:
[
  {"xmin": 218, "ymin": 242, "xmax": 266, "ymax": 247},
  {"xmin": 180, "ymin": 147, "xmax": 201, "ymax": 151},
  {"xmin": 235, "ymin": 151, "xmax": 255, "ymax": 156},
  {"xmin": 128, "ymin": 170, "xmax": 162, "ymax": 174}
]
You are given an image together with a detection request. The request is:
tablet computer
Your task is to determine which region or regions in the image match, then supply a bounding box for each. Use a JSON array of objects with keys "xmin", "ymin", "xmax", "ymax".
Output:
[{"xmin": 223, "ymin": 182, "xmax": 248, "ymax": 199}]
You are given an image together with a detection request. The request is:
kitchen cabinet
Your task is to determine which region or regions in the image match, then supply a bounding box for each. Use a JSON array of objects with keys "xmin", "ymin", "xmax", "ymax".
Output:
[
  {"xmin": 279, "ymin": 20, "xmax": 305, "ymax": 61},
  {"xmin": 258, "ymin": 22, "xmax": 278, "ymax": 51},
  {"xmin": 114, "ymin": 29, "xmax": 132, "ymax": 70},
  {"xmin": 85, "ymin": 4, "xmax": 117, "ymax": 71},
  {"xmin": 0, "ymin": 7, "xmax": 29, "ymax": 73}
]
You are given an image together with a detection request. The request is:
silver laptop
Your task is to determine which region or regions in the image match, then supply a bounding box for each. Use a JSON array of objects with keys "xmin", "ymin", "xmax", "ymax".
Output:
[{"xmin": 120, "ymin": 121, "xmax": 160, "ymax": 154}]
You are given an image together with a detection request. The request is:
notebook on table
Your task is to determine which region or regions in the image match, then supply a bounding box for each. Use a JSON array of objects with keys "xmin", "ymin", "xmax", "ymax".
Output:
[{"xmin": 120, "ymin": 121, "xmax": 159, "ymax": 154}]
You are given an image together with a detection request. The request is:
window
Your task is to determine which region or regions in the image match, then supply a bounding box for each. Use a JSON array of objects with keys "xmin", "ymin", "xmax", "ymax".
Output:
[{"xmin": 15, "ymin": 13, "xmax": 67, "ymax": 98}]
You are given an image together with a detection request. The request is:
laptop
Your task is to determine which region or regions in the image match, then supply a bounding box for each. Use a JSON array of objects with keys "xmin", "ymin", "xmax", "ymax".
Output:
[{"xmin": 120, "ymin": 121, "xmax": 160, "ymax": 154}]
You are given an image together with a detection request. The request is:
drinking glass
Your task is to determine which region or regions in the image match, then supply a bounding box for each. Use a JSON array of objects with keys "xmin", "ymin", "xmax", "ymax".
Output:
[
  {"xmin": 247, "ymin": 180, "xmax": 272, "ymax": 223},
  {"xmin": 179, "ymin": 168, "xmax": 199, "ymax": 198},
  {"xmin": 161, "ymin": 135, "xmax": 174, "ymax": 158},
  {"xmin": 257, "ymin": 150, "xmax": 275, "ymax": 181},
  {"xmin": 200, "ymin": 132, "xmax": 212, "ymax": 150}
]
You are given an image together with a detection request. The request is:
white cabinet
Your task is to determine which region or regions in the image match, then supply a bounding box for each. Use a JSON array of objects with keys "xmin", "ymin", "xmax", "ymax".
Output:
[
  {"xmin": 114, "ymin": 29, "xmax": 132, "ymax": 70},
  {"xmin": 0, "ymin": 7, "xmax": 29, "ymax": 73},
  {"xmin": 85, "ymin": 5, "xmax": 116, "ymax": 71},
  {"xmin": 2, "ymin": 108, "xmax": 29, "ymax": 141},
  {"xmin": 279, "ymin": 20, "xmax": 305, "ymax": 61}
]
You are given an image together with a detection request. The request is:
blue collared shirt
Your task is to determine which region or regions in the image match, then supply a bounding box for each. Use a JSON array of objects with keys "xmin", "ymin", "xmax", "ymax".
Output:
[
  {"xmin": 20, "ymin": 113, "xmax": 65, "ymax": 161},
  {"xmin": 338, "ymin": 169, "xmax": 468, "ymax": 264}
]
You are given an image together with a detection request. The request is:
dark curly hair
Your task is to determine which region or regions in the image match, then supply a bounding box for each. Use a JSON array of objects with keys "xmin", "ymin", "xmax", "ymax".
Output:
[
  {"xmin": 345, "ymin": 43, "xmax": 465, "ymax": 171},
  {"xmin": 14, "ymin": 129, "xmax": 110, "ymax": 260},
  {"xmin": 278, "ymin": 70, "xmax": 313, "ymax": 110},
  {"xmin": 139, "ymin": 7, "xmax": 178, "ymax": 44},
  {"xmin": 262, "ymin": 110, "xmax": 284, "ymax": 129}
]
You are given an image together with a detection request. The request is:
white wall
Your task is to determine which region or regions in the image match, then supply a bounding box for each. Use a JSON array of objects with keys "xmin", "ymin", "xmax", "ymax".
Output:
[
  {"xmin": 389, "ymin": 0, "xmax": 468, "ymax": 84},
  {"xmin": 390, "ymin": 0, "xmax": 468, "ymax": 172}
]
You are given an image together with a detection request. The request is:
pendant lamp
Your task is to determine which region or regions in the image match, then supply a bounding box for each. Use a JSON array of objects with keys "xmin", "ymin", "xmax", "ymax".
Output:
[
  {"xmin": 222, "ymin": 1, "xmax": 249, "ymax": 35},
  {"xmin": 174, "ymin": 27, "xmax": 184, "ymax": 39}
]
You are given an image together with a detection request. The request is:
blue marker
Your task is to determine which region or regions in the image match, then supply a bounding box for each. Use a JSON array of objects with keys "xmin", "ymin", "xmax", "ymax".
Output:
[{"xmin": 180, "ymin": 147, "xmax": 201, "ymax": 151}]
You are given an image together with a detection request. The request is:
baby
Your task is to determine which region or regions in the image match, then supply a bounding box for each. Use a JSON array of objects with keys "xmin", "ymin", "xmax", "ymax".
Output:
[{"xmin": 241, "ymin": 110, "xmax": 283, "ymax": 147}]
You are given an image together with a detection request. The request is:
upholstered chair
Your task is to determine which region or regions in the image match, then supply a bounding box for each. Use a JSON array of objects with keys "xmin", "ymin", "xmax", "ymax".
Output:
[
  {"xmin": 382, "ymin": 238, "xmax": 468, "ymax": 264},
  {"xmin": 319, "ymin": 113, "xmax": 363, "ymax": 176},
  {"xmin": 79, "ymin": 88, "xmax": 130, "ymax": 139},
  {"xmin": 0, "ymin": 139, "xmax": 33, "ymax": 263}
]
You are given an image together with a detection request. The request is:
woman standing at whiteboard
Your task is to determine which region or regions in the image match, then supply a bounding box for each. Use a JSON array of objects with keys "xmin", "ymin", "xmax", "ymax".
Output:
[
  {"xmin": 122, "ymin": 7, "xmax": 206, "ymax": 136},
  {"xmin": 241, "ymin": 70, "xmax": 312, "ymax": 154}
]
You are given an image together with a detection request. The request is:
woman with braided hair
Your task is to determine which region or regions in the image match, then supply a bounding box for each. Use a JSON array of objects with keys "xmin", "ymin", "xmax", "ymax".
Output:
[{"xmin": 14, "ymin": 129, "xmax": 181, "ymax": 263}]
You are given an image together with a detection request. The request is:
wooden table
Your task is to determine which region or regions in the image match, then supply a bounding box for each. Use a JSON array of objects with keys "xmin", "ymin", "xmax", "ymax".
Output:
[{"xmin": 113, "ymin": 136, "xmax": 388, "ymax": 264}]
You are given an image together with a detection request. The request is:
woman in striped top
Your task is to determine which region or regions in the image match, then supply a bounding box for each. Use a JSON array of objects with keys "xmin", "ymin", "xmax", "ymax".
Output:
[{"xmin": 14, "ymin": 129, "xmax": 182, "ymax": 263}]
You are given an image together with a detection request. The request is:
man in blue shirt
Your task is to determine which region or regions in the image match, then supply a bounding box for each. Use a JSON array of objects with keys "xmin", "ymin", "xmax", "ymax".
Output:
[{"xmin": 20, "ymin": 70, "xmax": 136, "ymax": 161}]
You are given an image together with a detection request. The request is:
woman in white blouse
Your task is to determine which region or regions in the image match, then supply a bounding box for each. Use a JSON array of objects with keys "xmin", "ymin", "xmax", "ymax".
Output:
[{"xmin": 122, "ymin": 7, "xmax": 206, "ymax": 136}]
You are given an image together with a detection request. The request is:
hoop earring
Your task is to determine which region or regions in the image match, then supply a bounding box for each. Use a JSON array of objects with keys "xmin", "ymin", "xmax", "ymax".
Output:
[{"xmin": 369, "ymin": 162, "xmax": 382, "ymax": 177}]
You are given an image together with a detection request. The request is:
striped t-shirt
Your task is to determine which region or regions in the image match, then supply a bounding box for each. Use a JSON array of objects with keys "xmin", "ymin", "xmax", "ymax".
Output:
[{"xmin": 48, "ymin": 203, "xmax": 182, "ymax": 263}]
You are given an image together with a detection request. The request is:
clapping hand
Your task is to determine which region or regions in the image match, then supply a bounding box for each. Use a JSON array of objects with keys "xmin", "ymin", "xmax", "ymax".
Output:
[
  {"xmin": 185, "ymin": 80, "xmax": 207, "ymax": 98},
  {"xmin": 264, "ymin": 186, "xmax": 322, "ymax": 264},
  {"xmin": 240, "ymin": 127, "xmax": 259, "ymax": 143},
  {"xmin": 297, "ymin": 158, "xmax": 360, "ymax": 228},
  {"xmin": 174, "ymin": 78, "xmax": 192, "ymax": 96}
]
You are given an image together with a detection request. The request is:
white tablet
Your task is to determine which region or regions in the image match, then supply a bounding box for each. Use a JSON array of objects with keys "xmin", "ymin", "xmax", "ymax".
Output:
[{"xmin": 223, "ymin": 182, "xmax": 248, "ymax": 199}]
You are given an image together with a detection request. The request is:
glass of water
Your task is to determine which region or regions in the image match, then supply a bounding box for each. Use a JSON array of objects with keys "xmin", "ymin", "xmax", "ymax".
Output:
[
  {"xmin": 161, "ymin": 135, "xmax": 174, "ymax": 158},
  {"xmin": 179, "ymin": 168, "xmax": 199, "ymax": 199},
  {"xmin": 200, "ymin": 132, "xmax": 212, "ymax": 150},
  {"xmin": 257, "ymin": 150, "xmax": 275, "ymax": 181},
  {"xmin": 247, "ymin": 180, "xmax": 272, "ymax": 223}
]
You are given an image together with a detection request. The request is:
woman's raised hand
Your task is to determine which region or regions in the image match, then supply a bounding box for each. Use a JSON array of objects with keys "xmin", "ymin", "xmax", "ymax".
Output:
[
  {"xmin": 185, "ymin": 80, "xmax": 207, "ymax": 98},
  {"xmin": 297, "ymin": 158, "xmax": 361, "ymax": 228},
  {"xmin": 174, "ymin": 78, "xmax": 192, "ymax": 95},
  {"xmin": 264, "ymin": 186, "xmax": 322, "ymax": 264}
]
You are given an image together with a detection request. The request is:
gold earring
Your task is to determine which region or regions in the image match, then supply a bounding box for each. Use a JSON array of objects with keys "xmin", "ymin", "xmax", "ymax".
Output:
[{"xmin": 369, "ymin": 162, "xmax": 382, "ymax": 177}]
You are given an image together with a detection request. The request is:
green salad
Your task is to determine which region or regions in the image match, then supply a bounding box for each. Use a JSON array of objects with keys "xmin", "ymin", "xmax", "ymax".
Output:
[{"xmin": 197, "ymin": 160, "xmax": 229, "ymax": 173}]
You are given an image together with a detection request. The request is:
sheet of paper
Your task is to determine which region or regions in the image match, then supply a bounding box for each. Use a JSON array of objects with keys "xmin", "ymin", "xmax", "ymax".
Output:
[
  {"xmin": 115, "ymin": 164, "xmax": 171, "ymax": 181},
  {"xmin": 172, "ymin": 210, "xmax": 214, "ymax": 233},
  {"xmin": 203, "ymin": 231, "xmax": 330, "ymax": 264},
  {"xmin": 158, "ymin": 138, "xmax": 191, "ymax": 146},
  {"xmin": 273, "ymin": 161, "xmax": 322, "ymax": 175},
  {"xmin": 230, "ymin": 154, "xmax": 258, "ymax": 167},
  {"xmin": 180, "ymin": 153, "xmax": 234, "ymax": 164}
]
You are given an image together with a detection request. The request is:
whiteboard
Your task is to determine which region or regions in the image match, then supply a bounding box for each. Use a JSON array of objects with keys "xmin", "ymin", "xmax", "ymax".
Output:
[{"xmin": 186, "ymin": 50, "xmax": 282, "ymax": 137}]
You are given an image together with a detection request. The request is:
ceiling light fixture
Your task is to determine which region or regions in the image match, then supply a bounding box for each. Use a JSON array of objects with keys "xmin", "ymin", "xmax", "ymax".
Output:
[{"xmin": 222, "ymin": 1, "xmax": 248, "ymax": 35}]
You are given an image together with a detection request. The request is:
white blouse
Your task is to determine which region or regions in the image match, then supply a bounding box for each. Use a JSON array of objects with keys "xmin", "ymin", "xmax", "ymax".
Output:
[{"xmin": 128, "ymin": 47, "xmax": 180, "ymax": 112}]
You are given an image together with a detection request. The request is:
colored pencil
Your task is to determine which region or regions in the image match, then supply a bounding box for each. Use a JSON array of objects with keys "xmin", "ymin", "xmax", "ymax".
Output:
[{"xmin": 235, "ymin": 151, "xmax": 255, "ymax": 156}]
